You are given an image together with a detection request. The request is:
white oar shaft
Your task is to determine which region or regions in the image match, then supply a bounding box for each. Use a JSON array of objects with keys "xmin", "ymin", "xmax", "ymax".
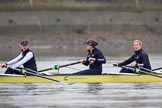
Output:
[{"xmin": 140, "ymin": 67, "xmax": 162, "ymax": 78}]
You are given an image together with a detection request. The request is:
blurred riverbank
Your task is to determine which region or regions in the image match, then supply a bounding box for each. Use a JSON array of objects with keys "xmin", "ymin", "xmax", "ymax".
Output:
[
  {"xmin": 0, "ymin": 1, "xmax": 162, "ymax": 60},
  {"xmin": 0, "ymin": 31, "xmax": 162, "ymax": 60}
]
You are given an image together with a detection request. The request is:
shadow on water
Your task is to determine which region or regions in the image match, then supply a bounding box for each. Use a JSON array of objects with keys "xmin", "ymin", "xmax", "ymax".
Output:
[{"xmin": 86, "ymin": 83, "xmax": 103, "ymax": 94}]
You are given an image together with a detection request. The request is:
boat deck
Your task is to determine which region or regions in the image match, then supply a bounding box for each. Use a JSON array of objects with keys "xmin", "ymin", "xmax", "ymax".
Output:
[{"xmin": 0, "ymin": 73, "xmax": 162, "ymax": 83}]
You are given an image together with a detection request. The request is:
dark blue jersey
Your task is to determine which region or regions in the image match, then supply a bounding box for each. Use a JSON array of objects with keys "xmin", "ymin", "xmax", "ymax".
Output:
[
  {"xmin": 5, "ymin": 49, "xmax": 37, "ymax": 75},
  {"xmin": 22, "ymin": 49, "xmax": 37, "ymax": 71},
  {"xmin": 118, "ymin": 49, "xmax": 151, "ymax": 70},
  {"xmin": 73, "ymin": 48, "xmax": 106, "ymax": 75},
  {"xmin": 83, "ymin": 48, "xmax": 106, "ymax": 69}
]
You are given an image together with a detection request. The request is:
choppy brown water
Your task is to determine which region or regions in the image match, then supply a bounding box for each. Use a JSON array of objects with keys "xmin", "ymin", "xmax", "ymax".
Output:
[{"xmin": 0, "ymin": 56, "xmax": 162, "ymax": 108}]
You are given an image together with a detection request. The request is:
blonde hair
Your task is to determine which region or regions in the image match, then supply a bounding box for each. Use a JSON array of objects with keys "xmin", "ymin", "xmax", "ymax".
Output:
[{"xmin": 134, "ymin": 40, "xmax": 142, "ymax": 46}]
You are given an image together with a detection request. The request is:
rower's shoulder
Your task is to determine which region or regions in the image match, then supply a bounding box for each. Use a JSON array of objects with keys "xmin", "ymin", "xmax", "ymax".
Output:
[{"xmin": 141, "ymin": 49, "xmax": 149, "ymax": 56}]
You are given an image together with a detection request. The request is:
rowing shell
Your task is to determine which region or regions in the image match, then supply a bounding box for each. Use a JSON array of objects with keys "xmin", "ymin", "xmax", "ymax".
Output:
[{"xmin": 1, "ymin": 73, "xmax": 162, "ymax": 83}]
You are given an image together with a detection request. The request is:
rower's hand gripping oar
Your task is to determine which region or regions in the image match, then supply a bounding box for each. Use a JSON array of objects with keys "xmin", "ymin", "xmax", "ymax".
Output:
[{"xmin": 38, "ymin": 61, "xmax": 81, "ymax": 72}]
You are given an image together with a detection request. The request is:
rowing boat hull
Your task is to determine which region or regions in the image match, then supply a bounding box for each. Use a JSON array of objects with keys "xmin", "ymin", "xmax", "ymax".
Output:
[{"xmin": 1, "ymin": 73, "xmax": 162, "ymax": 83}]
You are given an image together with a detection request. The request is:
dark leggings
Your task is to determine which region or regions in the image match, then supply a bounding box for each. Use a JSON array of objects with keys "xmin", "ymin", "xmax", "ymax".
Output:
[
  {"xmin": 5, "ymin": 69, "xmax": 22, "ymax": 75},
  {"xmin": 73, "ymin": 68, "xmax": 102, "ymax": 75},
  {"xmin": 5, "ymin": 68, "xmax": 37, "ymax": 75},
  {"xmin": 120, "ymin": 67, "xmax": 135, "ymax": 73}
]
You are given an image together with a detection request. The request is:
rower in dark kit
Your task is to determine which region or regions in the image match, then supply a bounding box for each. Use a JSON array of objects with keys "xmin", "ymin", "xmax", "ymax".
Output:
[
  {"xmin": 0, "ymin": 40, "xmax": 37, "ymax": 75},
  {"xmin": 113, "ymin": 40, "xmax": 151, "ymax": 73},
  {"xmin": 74, "ymin": 40, "xmax": 106, "ymax": 75}
]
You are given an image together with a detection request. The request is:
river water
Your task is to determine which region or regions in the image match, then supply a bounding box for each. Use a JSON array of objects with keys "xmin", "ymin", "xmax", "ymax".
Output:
[{"xmin": 0, "ymin": 56, "xmax": 162, "ymax": 108}]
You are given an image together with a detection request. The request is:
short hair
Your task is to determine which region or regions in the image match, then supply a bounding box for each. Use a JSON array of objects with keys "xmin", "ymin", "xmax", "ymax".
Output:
[{"xmin": 134, "ymin": 40, "xmax": 142, "ymax": 46}]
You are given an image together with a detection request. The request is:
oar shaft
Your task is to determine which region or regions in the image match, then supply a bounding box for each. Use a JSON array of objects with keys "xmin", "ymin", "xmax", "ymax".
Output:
[
  {"xmin": 17, "ymin": 67, "xmax": 60, "ymax": 82},
  {"xmin": 38, "ymin": 61, "xmax": 80, "ymax": 72},
  {"xmin": 140, "ymin": 67, "xmax": 157, "ymax": 73},
  {"xmin": 60, "ymin": 61, "xmax": 80, "ymax": 68},
  {"xmin": 152, "ymin": 67, "xmax": 162, "ymax": 71},
  {"xmin": 140, "ymin": 70, "xmax": 162, "ymax": 78},
  {"xmin": 139, "ymin": 67, "xmax": 162, "ymax": 78},
  {"xmin": 38, "ymin": 68, "xmax": 52, "ymax": 72},
  {"xmin": 25, "ymin": 70, "xmax": 60, "ymax": 82},
  {"xmin": 121, "ymin": 66, "xmax": 162, "ymax": 78}
]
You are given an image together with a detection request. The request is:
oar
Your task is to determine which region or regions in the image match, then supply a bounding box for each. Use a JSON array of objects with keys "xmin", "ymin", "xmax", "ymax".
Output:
[
  {"xmin": 122, "ymin": 66, "xmax": 162, "ymax": 78},
  {"xmin": 139, "ymin": 67, "xmax": 162, "ymax": 78},
  {"xmin": 1, "ymin": 66, "xmax": 62, "ymax": 82},
  {"xmin": 23, "ymin": 68, "xmax": 74, "ymax": 85},
  {"xmin": 38, "ymin": 61, "xmax": 81, "ymax": 72},
  {"xmin": 16, "ymin": 67, "xmax": 61, "ymax": 82},
  {"xmin": 152, "ymin": 67, "xmax": 162, "ymax": 71}
]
